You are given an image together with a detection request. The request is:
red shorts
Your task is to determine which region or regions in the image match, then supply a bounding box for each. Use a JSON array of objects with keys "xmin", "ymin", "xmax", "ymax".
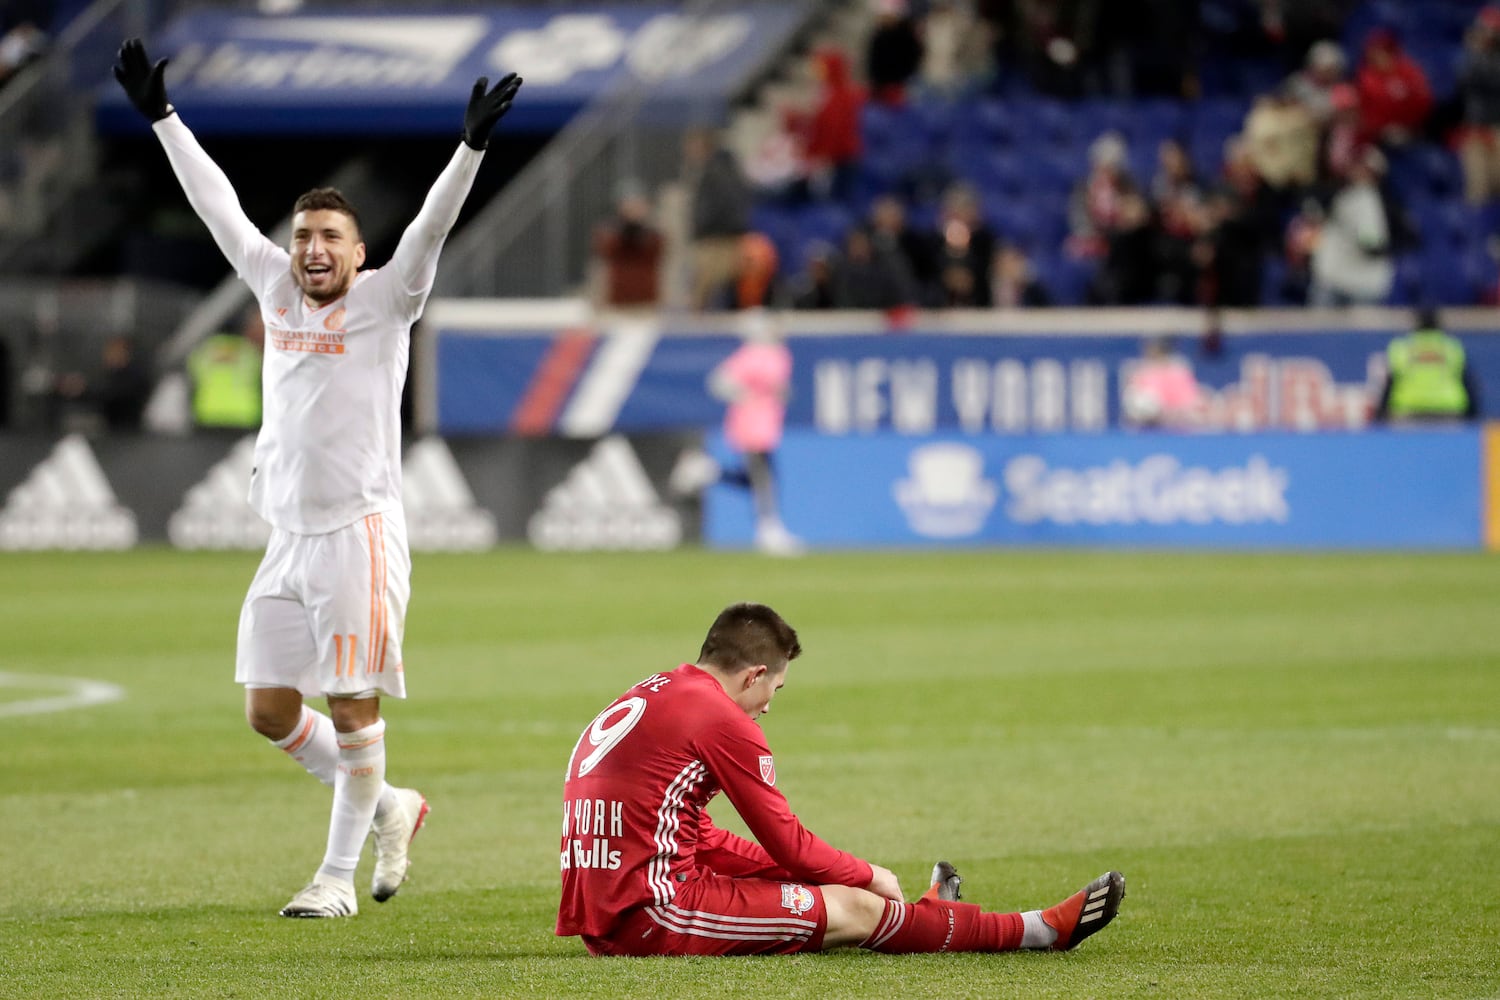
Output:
[{"xmin": 583, "ymin": 874, "xmax": 827, "ymax": 956}]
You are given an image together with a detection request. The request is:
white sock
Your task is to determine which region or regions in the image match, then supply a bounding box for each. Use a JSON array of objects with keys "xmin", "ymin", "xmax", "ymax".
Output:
[
  {"xmin": 1021, "ymin": 909, "xmax": 1057, "ymax": 949},
  {"xmin": 271, "ymin": 706, "xmax": 398, "ymax": 816},
  {"xmin": 317, "ymin": 719, "xmax": 387, "ymax": 883},
  {"xmin": 271, "ymin": 706, "xmax": 339, "ymax": 786}
]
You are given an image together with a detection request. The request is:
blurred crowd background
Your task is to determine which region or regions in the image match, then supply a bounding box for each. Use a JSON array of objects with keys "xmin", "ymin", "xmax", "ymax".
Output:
[{"xmin": 0, "ymin": 0, "xmax": 1496, "ymax": 436}]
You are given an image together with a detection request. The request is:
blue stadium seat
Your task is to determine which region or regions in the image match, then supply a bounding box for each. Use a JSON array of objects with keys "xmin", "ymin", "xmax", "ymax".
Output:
[
  {"xmin": 1136, "ymin": 99, "xmax": 1190, "ymax": 144},
  {"xmin": 795, "ymin": 202, "xmax": 855, "ymax": 248},
  {"xmin": 1032, "ymin": 98, "xmax": 1078, "ymax": 149},
  {"xmin": 973, "ymin": 97, "xmax": 1018, "ymax": 147}
]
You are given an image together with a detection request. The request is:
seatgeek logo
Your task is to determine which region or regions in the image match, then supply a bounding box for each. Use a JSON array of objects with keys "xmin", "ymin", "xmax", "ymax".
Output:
[{"xmin": 1001, "ymin": 453, "xmax": 1290, "ymax": 526}]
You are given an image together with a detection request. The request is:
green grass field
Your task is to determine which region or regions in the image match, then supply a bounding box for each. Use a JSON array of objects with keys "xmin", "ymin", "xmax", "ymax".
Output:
[{"xmin": 1, "ymin": 548, "xmax": 1497, "ymax": 999}]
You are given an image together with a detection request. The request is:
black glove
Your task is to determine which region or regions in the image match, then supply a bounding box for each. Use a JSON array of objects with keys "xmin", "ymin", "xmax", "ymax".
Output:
[
  {"xmin": 462, "ymin": 73, "xmax": 523, "ymax": 151},
  {"xmin": 114, "ymin": 37, "xmax": 172, "ymax": 122}
]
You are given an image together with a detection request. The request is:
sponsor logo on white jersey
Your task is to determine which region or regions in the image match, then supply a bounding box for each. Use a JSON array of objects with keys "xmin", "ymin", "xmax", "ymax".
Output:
[
  {"xmin": 401, "ymin": 436, "xmax": 497, "ymax": 552},
  {"xmin": 528, "ymin": 435, "xmax": 680, "ymax": 551},
  {"xmin": 1002, "ymin": 454, "xmax": 1290, "ymax": 525},
  {"xmin": 893, "ymin": 443, "xmax": 998, "ymax": 539},
  {"xmin": 167, "ymin": 435, "xmax": 270, "ymax": 550},
  {"xmin": 0, "ymin": 434, "xmax": 137, "ymax": 550}
]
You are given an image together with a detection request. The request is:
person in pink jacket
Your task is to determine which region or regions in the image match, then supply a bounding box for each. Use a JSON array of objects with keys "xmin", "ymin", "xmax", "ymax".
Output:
[{"xmin": 671, "ymin": 311, "xmax": 803, "ymax": 555}]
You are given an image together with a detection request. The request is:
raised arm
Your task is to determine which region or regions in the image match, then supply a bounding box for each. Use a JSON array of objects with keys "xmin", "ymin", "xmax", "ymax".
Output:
[
  {"xmin": 115, "ymin": 39, "xmax": 276, "ymax": 279},
  {"xmin": 387, "ymin": 73, "xmax": 523, "ymax": 297}
]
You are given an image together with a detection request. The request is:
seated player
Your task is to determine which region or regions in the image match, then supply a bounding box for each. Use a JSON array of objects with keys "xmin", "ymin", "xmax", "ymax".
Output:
[{"xmin": 556, "ymin": 602, "xmax": 1125, "ymax": 956}]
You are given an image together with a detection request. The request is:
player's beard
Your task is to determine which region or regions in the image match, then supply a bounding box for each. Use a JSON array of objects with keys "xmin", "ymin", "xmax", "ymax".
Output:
[{"xmin": 294, "ymin": 261, "xmax": 352, "ymax": 307}]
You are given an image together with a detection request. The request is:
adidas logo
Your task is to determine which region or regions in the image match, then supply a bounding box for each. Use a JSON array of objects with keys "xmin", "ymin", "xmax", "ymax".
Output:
[
  {"xmin": 0, "ymin": 434, "xmax": 138, "ymax": 550},
  {"xmin": 1080, "ymin": 884, "xmax": 1112, "ymax": 924},
  {"xmin": 402, "ymin": 436, "xmax": 496, "ymax": 552},
  {"xmin": 527, "ymin": 435, "xmax": 681, "ymax": 551},
  {"xmin": 167, "ymin": 435, "xmax": 272, "ymax": 550}
]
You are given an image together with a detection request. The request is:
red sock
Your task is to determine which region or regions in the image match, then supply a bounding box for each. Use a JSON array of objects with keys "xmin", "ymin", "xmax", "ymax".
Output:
[{"xmin": 860, "ymin": 897, "xmax": 1024, "ymax": 953}]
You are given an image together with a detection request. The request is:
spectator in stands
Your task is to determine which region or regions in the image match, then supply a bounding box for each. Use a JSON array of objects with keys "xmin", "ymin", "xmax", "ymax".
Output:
[
  {"xmin": 1068, "ymin": 131, "xmax": 1138, "ymax": 259},
  {"xmin": 683, "ymin": 128, "xmax": 752, "ymax": 311},
  {"xmin": 1243, "ymin": 86, "xmax": 1319, "ymax": 196},
  {"xmin": 919, "ymin": 0, "xmax": 991, "ymax": 101},
  {"xmin": 1152, "ymin": 138, "xmax": 1207, "ymax": 304},
  {"xmin": 1322, "ymin": 82, "xmax": 1370, "ymax": 183},
  {"xmin": 189, "ymin": 309, "xmax": 264, "ymax": 430},
  {"xmin": 867, "ymin": 194, "xmax": 939, "ymax": 305},
  {"xmin": 1281, "ymin": 197, "xmax": 1324, "ymax": 304},
  {"xmin": 590, "ymin": 180, "xmax": 665, "ymax": 316},
  {"xmin": 1008, "ymin": 0, "xmax": 1095, "ymax": 98},
  {"xmin": 1354, "ymin": 27, "xmax": 1432, "ymax": 148},
  {"xmin": 744, "ymin": 106, "xmax": 809, "ymax": 204},
  {"xmin": 990, "ymin": 243, "xmax": 1052, "ymax": 307},
  {"xmin": 1457, "ymin": 6, "xmax": 1500, "ymax": 205},
  {"xmin": 55, "ymin": 334, "xmax": 153, "ymax": 433},
  {"xmin": 1284, "ymin": 40, "xmax": 1348, "ymax": 127},
  {"xmin": 934, "ymin": 182, "xmax": 997, "ymax": 307},
  {"xmin": 787, "ymin": 242, "xmax": 839, "ymax": 310},
  {"xmin": 1194, "ymin": 180, "xmax": 1267, "ymax": 309},
  {"xmin": 731, "ymin": 233, "xmax": 781, "ymax": 311},
  {"xmin": 1122, "ymin": 335, "xmax": 1204, "ymax": 429},
  {"xmin": 1308, "ymin": 147, "xmax": 1394, "ymax": 307},
  {"xmin": 800, "ymin": 47, "xmax": 865, "ymax": 203},
  {"xmin": 1373, "ymin": 307, "xmax": 1480, "ymax": 422},
  {"xmin": 832, "ymin": 226, "xmax": 920, "ymax": 311},
  {"xmin": 866, "ymin": 0, "xmax": 924, "ymax": 106},
  {"xmin": 1089, "ymin": 190, "xmax": 1158, "ymax": 305},
  {"xmin": 1151, "ymin": 136, "xmax": 1202, "ymax": 207}
]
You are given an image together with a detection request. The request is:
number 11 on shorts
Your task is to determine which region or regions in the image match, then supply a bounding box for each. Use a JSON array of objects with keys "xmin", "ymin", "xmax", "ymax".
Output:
[{"xmin": 333, "ymin": 633, "xmax": 358, "ymax": 677}]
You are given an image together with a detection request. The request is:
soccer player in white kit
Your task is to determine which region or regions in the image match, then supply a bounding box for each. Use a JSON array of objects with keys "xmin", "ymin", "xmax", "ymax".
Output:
[{"xmin": 114, "ymin": 38, "xmax": 523, "ymax": 918}]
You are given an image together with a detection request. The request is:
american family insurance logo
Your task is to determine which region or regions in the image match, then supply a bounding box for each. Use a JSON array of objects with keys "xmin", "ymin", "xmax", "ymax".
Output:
[{"xmin": 269, "ymin": 323, "xmax": 345, "ymax": 354}]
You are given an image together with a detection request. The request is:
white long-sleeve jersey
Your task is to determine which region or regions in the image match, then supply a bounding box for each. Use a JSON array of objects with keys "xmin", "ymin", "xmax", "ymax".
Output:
[{"xmin": 153, "ymin": 114, "xmax": 482, "ymax": 534}]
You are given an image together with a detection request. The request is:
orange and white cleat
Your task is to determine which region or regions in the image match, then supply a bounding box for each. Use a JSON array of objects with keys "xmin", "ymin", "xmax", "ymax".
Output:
[
  {"xmin": 1040, "ymin": 870, "xmax": 1125, "ymax": 950},
  {"xmin": 370, "ymin": 787, "xmax": 429, "ymax": 902}
]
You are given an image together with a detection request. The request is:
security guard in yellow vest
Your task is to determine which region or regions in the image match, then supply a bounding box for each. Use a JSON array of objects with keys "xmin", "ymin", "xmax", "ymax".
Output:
[
  {"xmin": 188, "ymin": 310, "xmax": 263, "ymax": 429},
  {"xmin": 1375, "ymin": 308, "xmax": 1479, "ymax": 422}
]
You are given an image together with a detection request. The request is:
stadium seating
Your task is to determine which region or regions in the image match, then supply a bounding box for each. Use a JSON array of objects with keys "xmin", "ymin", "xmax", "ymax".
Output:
[{"xmin": 757, "ymin": 0, "xmax": 1500, "ymax": 308}]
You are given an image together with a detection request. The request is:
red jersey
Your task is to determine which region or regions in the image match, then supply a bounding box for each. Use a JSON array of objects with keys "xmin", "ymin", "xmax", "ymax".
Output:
[{"xmin": 556, "ymin": 664, "xmax": 873, "ymax": 939}]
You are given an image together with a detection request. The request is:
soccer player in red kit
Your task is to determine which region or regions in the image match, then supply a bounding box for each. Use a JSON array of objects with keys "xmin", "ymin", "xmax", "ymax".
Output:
[{"xmin": 557, "ymin": 602, "xmax": 1125, "ymax": 957}]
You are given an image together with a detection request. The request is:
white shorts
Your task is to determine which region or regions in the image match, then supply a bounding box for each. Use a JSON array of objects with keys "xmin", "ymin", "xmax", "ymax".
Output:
[{"xmin": 235, "ymin": 510, "xmax": 410, "ymax": 699}]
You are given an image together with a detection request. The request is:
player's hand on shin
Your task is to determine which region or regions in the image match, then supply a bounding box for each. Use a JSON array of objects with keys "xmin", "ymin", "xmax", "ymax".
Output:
[
  {"xmin": 866, "ymin": 864, "xmax": 904, "ymax": 902},
  {"xmin": 463, "ymin": 73, "xmax": 523, "ymax": 150},
  {"xmin": 114, "ymin": 38, "xmax": 173, "ymax": 122}
]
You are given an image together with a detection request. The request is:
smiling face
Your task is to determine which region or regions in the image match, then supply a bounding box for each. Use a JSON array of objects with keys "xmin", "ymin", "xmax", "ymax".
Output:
[{"xmin": 290, "ymin": 208, "xmax": 365, "ymax": 307}]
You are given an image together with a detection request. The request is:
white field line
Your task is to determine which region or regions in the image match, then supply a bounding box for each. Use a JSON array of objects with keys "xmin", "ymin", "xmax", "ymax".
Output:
[{"xmin": 0, "ymin": 671, "xmax": 125, "ymax": 718}]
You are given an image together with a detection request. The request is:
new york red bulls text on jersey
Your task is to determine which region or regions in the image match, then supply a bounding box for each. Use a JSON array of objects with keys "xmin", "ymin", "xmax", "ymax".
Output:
[{"xmin": 556, "ymin": 664, "xmax": 872, "ymax": 946}]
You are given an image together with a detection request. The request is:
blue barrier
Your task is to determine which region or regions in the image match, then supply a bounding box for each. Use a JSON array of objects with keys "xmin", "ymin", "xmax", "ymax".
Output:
[
  {"xmin": 703, "ymin": 428, "xmax": 1485, "ymax": 549},
  {"xmin": 96, "ymin": 4, "xmax": 809, "ymax": 134},
  {"xmin": 431, "ymin": 324, "xmax": 1500, "ymax": 436}
]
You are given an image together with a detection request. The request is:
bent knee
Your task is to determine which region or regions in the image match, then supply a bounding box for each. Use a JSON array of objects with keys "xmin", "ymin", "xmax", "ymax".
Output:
[
  {"xmin": 820, "ymin": 885, "xmax": 889, "ymax": 949},
  {"xmin": 246, "ymin": 706, "xmax": 296, "ymax": 740},
  {"xmin": 245, "ymin": 689, "xmax": 303, "ymax": 740}
]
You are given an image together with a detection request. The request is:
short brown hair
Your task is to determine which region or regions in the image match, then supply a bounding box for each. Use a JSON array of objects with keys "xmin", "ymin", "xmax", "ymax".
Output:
[
  {"xmin": 292, "ymin": 187, "xmax": 362, "ymax": 238},
  {"xmin": 697, "ymin": 603, "xmax": 801, "ymax": 673}
]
